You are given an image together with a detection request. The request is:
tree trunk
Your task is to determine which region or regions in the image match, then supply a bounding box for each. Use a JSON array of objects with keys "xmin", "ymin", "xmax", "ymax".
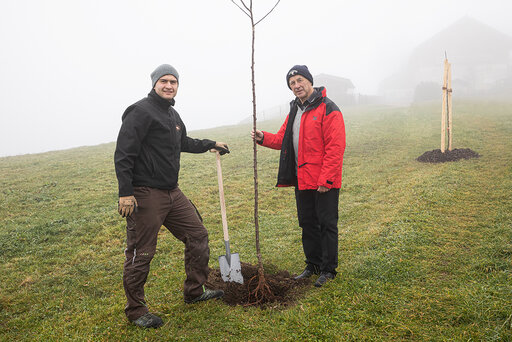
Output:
[{"xmin": 250, "ymin": 5, "xmax": 263, "ymax": 273}]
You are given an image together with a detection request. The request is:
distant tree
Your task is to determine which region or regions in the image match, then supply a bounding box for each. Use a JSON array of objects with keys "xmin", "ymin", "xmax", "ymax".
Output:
[{"xmin": 230, "ymin": 0, "xmax": 280, "ymax": 304}]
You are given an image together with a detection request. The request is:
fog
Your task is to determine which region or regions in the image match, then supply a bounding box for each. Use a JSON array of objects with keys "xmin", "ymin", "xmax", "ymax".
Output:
[{"xmin": 1, "ymin": 0, "xmax": 511, "ymax": 157}]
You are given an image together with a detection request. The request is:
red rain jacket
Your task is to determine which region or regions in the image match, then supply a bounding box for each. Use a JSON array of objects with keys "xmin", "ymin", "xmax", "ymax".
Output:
[{"xmin": 259, "ymin": 87, "xmax": 346, "ymax": 190}]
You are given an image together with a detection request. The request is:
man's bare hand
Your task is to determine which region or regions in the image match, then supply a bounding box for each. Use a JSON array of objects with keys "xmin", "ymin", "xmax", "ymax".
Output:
[
  {"xmin": 118, "ymin": 195, "xmax": 138, "ymax": 217},
  {"xmin": 317, "ymin": 186, "xmax": 330, "ymax": 193},
  {"xmin": 251, "ymin": 129, "xmax": 263, "ymax": 142}
]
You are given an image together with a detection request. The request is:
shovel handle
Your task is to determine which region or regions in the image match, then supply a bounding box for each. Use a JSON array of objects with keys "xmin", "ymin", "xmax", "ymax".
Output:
[{"xmin": 216, "ymin": 152, "xmax": 230, "ymax": 242}]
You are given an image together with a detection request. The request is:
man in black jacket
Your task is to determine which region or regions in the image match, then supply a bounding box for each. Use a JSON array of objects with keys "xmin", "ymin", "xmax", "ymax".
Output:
[{"xmin": 114, "ymin": 64, "xmax": 229, "ymax": 329}]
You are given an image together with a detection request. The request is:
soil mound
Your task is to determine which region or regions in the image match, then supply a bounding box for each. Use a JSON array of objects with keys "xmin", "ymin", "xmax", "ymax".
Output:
[
  {"xmin": 206, "ymin": 262, "xmax": 311, "ymax": 308},
  {"xmin": 417, "ymin": 148, "xmax": 480, "ymax": 163}
]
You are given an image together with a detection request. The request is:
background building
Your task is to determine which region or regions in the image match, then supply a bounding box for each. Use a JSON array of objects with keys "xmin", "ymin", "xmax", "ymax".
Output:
[{"xmin": 379, "ymin": 17, "xmax": 512, "ymax": 104}]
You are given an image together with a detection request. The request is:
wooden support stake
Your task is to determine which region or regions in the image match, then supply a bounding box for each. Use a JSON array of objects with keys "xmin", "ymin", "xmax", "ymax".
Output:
[
  {"xmin": 447, "ymin": 62, "xmax": 453, "ymax": 151},
  {"xmin": 441, "ymin": 58, "xmax": 449, "ymax": 153}
]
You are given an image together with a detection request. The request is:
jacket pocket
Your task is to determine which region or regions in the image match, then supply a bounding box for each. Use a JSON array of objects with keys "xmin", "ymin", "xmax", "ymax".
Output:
[
  {"xmin": 297, "ymin": 154, "xmax": 323, "ymax": 188},
  {"xmin": 304, "ymin": 153, "xmax": 323, "ymax": 165}
]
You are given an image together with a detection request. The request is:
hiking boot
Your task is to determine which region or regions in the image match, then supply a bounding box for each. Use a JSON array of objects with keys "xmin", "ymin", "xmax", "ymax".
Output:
[
  {"xmin": 184, "ymin": 288, "xmax": 224, "ymax": 304},
  {"xmin": 294, "ymin": 269, "xmax": 314, "ymax": 280},
  {"xmin": 131, "ymin": 312, "xmax": 163, "ymax": 329},
  {"xmin": 294, "ymin": 265, "xmax": 320, "ymax": 280},
  {"xmin": 314, "ymin": 272, "xmax": 335, "ymax": 287}
]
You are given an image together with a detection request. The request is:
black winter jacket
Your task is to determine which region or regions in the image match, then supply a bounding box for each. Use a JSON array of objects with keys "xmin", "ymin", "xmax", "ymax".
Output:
[{"xmin": 114, "ymin": 89, "xmax": 216, "ymax": 197}]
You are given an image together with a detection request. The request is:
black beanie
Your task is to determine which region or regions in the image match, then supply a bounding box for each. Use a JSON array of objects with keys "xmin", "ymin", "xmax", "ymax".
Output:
[{"xmin": 286, "ymin": 65, "xmax": 313, "ymax": 89}]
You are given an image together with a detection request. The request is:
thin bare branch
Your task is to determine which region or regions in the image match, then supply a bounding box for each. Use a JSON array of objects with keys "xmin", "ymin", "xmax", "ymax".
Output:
[
  {"xmin": 240, "ymin": 0, "xmax": 251, "ymax": 13},
  {"xmin": 230, "ymin": 0, "xmax": 251, "ymax": 19},
  {"xmin": 254, "ymin": 0, "xmax": 280, "ymax": 26}
]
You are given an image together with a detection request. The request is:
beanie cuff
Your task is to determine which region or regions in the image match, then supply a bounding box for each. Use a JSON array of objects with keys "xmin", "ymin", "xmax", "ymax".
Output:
[{"xmin": 151, "ymin": 64, "xmax": 179, "ymax": 87}]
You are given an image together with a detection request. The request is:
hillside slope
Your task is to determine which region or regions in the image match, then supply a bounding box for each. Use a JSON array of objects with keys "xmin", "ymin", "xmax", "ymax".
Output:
[{"xmin": 1, "ymin": 102, "xmax": 511, "ymax": 341}]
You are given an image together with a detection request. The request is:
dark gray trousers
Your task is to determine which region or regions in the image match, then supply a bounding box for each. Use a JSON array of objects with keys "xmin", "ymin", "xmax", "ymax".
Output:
[{"xmin": 123, "ymin": 186, "xmax": 209, "ymax": 321}]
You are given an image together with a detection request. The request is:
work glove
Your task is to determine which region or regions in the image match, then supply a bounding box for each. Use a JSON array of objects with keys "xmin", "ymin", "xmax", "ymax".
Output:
[
  {"xmin": 211, "ymin": 142, "xmax": 230, "ymax": 155},
  {"xmin": 118, "ymin": 195, "xmax": 138, "ymax": 218}
]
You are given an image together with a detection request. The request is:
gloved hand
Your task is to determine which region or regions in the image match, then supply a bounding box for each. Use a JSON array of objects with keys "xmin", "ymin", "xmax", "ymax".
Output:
[
  {"xmin": 118, "ymin": 195, "xmax": 138, "ymax": 217},
  {"xmin": 211, "ymin": 142, "xmax": 230, "ymax": 155}
]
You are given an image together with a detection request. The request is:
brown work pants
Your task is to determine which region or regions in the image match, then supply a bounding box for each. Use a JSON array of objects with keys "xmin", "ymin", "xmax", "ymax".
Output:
[{"xmin": 123, "ymin": 186, "xmax": 209, "ymax": 321}]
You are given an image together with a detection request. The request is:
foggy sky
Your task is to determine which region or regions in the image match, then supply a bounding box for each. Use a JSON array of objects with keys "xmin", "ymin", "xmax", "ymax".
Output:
[{"xmin": 1, "ymin": 0, "xmax": 511, "ymax": 157}]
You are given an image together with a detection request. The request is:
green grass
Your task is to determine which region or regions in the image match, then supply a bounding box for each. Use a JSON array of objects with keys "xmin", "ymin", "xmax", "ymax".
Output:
[{"xmin": 1, "ymin": 101, "xmax": 511, "ymax": 341}]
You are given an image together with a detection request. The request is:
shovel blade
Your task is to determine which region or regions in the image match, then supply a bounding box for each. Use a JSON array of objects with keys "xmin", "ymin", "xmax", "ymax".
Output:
[{"xmin": 219, "ymin": 253, "xmax": 243, "ymax": 284}]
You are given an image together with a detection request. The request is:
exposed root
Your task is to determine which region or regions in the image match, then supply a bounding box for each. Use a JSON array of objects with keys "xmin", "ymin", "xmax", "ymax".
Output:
[
  {"xmin": 246, "ymin": 267, "xmax": 274, "ymax": 306},
  {"xmin": 206, "ymin": 262, "xmax": 311, "ymax": 308}
]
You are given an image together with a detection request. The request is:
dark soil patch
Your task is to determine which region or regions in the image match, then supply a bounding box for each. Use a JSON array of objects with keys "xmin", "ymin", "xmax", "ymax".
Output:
[
  {"xmin": 417, "ymin": 148, "xmax": 480, "ymax": 163},
  {"xmin": 206, "ymin": 262, "xmax": 311, "ymax": 308}
]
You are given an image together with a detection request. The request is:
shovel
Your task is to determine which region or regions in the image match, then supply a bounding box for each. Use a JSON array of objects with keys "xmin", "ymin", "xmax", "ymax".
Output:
[{"xmin": 215, "ymin": 151, "xmax": 243, "ymax": 284}]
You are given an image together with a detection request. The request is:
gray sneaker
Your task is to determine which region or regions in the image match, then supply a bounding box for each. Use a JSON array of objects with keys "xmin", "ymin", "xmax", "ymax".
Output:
[
  {"xmin": 184, "ymin": 288, "xmax": 224, "ymax": 304},
  {"xmin": 132, "ymin": 312, "xmax": 163, "ymax": 328}
]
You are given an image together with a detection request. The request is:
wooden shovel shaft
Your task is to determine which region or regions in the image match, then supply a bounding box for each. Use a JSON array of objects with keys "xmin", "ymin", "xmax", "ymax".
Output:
[{"xmin": 216, "ymin": 152, "xmax": 230, "ymax": 242}]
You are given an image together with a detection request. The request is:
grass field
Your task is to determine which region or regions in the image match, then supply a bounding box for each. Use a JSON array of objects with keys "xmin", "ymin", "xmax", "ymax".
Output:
[{"xmin": 0, "ymin": 101, "xmax": 511, "ymax": 341}]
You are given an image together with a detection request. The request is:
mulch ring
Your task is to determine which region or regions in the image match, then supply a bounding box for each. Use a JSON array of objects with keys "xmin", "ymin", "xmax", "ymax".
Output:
[
  {"xmin": 206, "ymin": 262, "xmax": 311, "ymax": 308},
  {"xmin": 417, "ymin": 148, "xmax": 480, "ymax": 163}
]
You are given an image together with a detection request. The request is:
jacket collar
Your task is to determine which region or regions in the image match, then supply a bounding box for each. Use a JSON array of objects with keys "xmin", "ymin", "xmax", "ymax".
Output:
[
  {"xmin": 295, "ymin": 86, "xmax": 325, "ymax": 111},
  {"xmin": 148, "ymin": 89, "xmax": 175, "ymax": 110}
]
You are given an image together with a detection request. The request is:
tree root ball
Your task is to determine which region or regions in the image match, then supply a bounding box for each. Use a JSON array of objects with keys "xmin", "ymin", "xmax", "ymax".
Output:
[
  {"xmin": 417, "ymin": 148, "xmax": 480, "ymax": 163},
  {"xmin": 206, "ymin": 262, "xmax": 311, "ymax": 308}
]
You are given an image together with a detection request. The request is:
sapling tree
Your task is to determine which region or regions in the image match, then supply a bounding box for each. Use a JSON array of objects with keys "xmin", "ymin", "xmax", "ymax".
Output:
[{"xmin": 230, "ymin": 0, "xmax": 280, "ymax": 304}]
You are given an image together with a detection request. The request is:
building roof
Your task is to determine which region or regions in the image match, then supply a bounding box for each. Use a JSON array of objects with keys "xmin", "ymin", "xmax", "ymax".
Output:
[
  {"xmin": 408, "ymin": 16, "xmax": 512, "ymax": 68},
  {"xmin": 379, "ymin": 16, "xmax": 512, "ymax": 99},
  {"xmin": 315, "ymin": 73, "xmax": 355, "ymax": 89}
]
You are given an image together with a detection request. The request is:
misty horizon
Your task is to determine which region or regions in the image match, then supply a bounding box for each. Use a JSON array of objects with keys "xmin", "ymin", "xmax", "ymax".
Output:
[{"xmin": 1, "ymin": 1, "xmax": 511, "ymax": 157}]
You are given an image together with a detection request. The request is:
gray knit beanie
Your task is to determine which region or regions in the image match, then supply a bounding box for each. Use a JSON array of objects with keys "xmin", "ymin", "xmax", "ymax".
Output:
[{"xmin": 151, "ymin": 64, "xmax": 179, "ymax": 87}]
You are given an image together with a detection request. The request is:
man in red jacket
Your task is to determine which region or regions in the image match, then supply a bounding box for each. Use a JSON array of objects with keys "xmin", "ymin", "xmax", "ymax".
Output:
[{"xmin": 251, "ymin": 65, "xmax": 346, "ymax": 287}]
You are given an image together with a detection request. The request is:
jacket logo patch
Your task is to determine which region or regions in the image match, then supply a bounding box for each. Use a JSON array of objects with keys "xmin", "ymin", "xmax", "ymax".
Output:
[
  {"xmin": 176, "ymin": 125, "xmax": 181, "ymax": 131},
  {"xmin": 313, "ymin": 116, "xmax": 317, "ymax": 120}
]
